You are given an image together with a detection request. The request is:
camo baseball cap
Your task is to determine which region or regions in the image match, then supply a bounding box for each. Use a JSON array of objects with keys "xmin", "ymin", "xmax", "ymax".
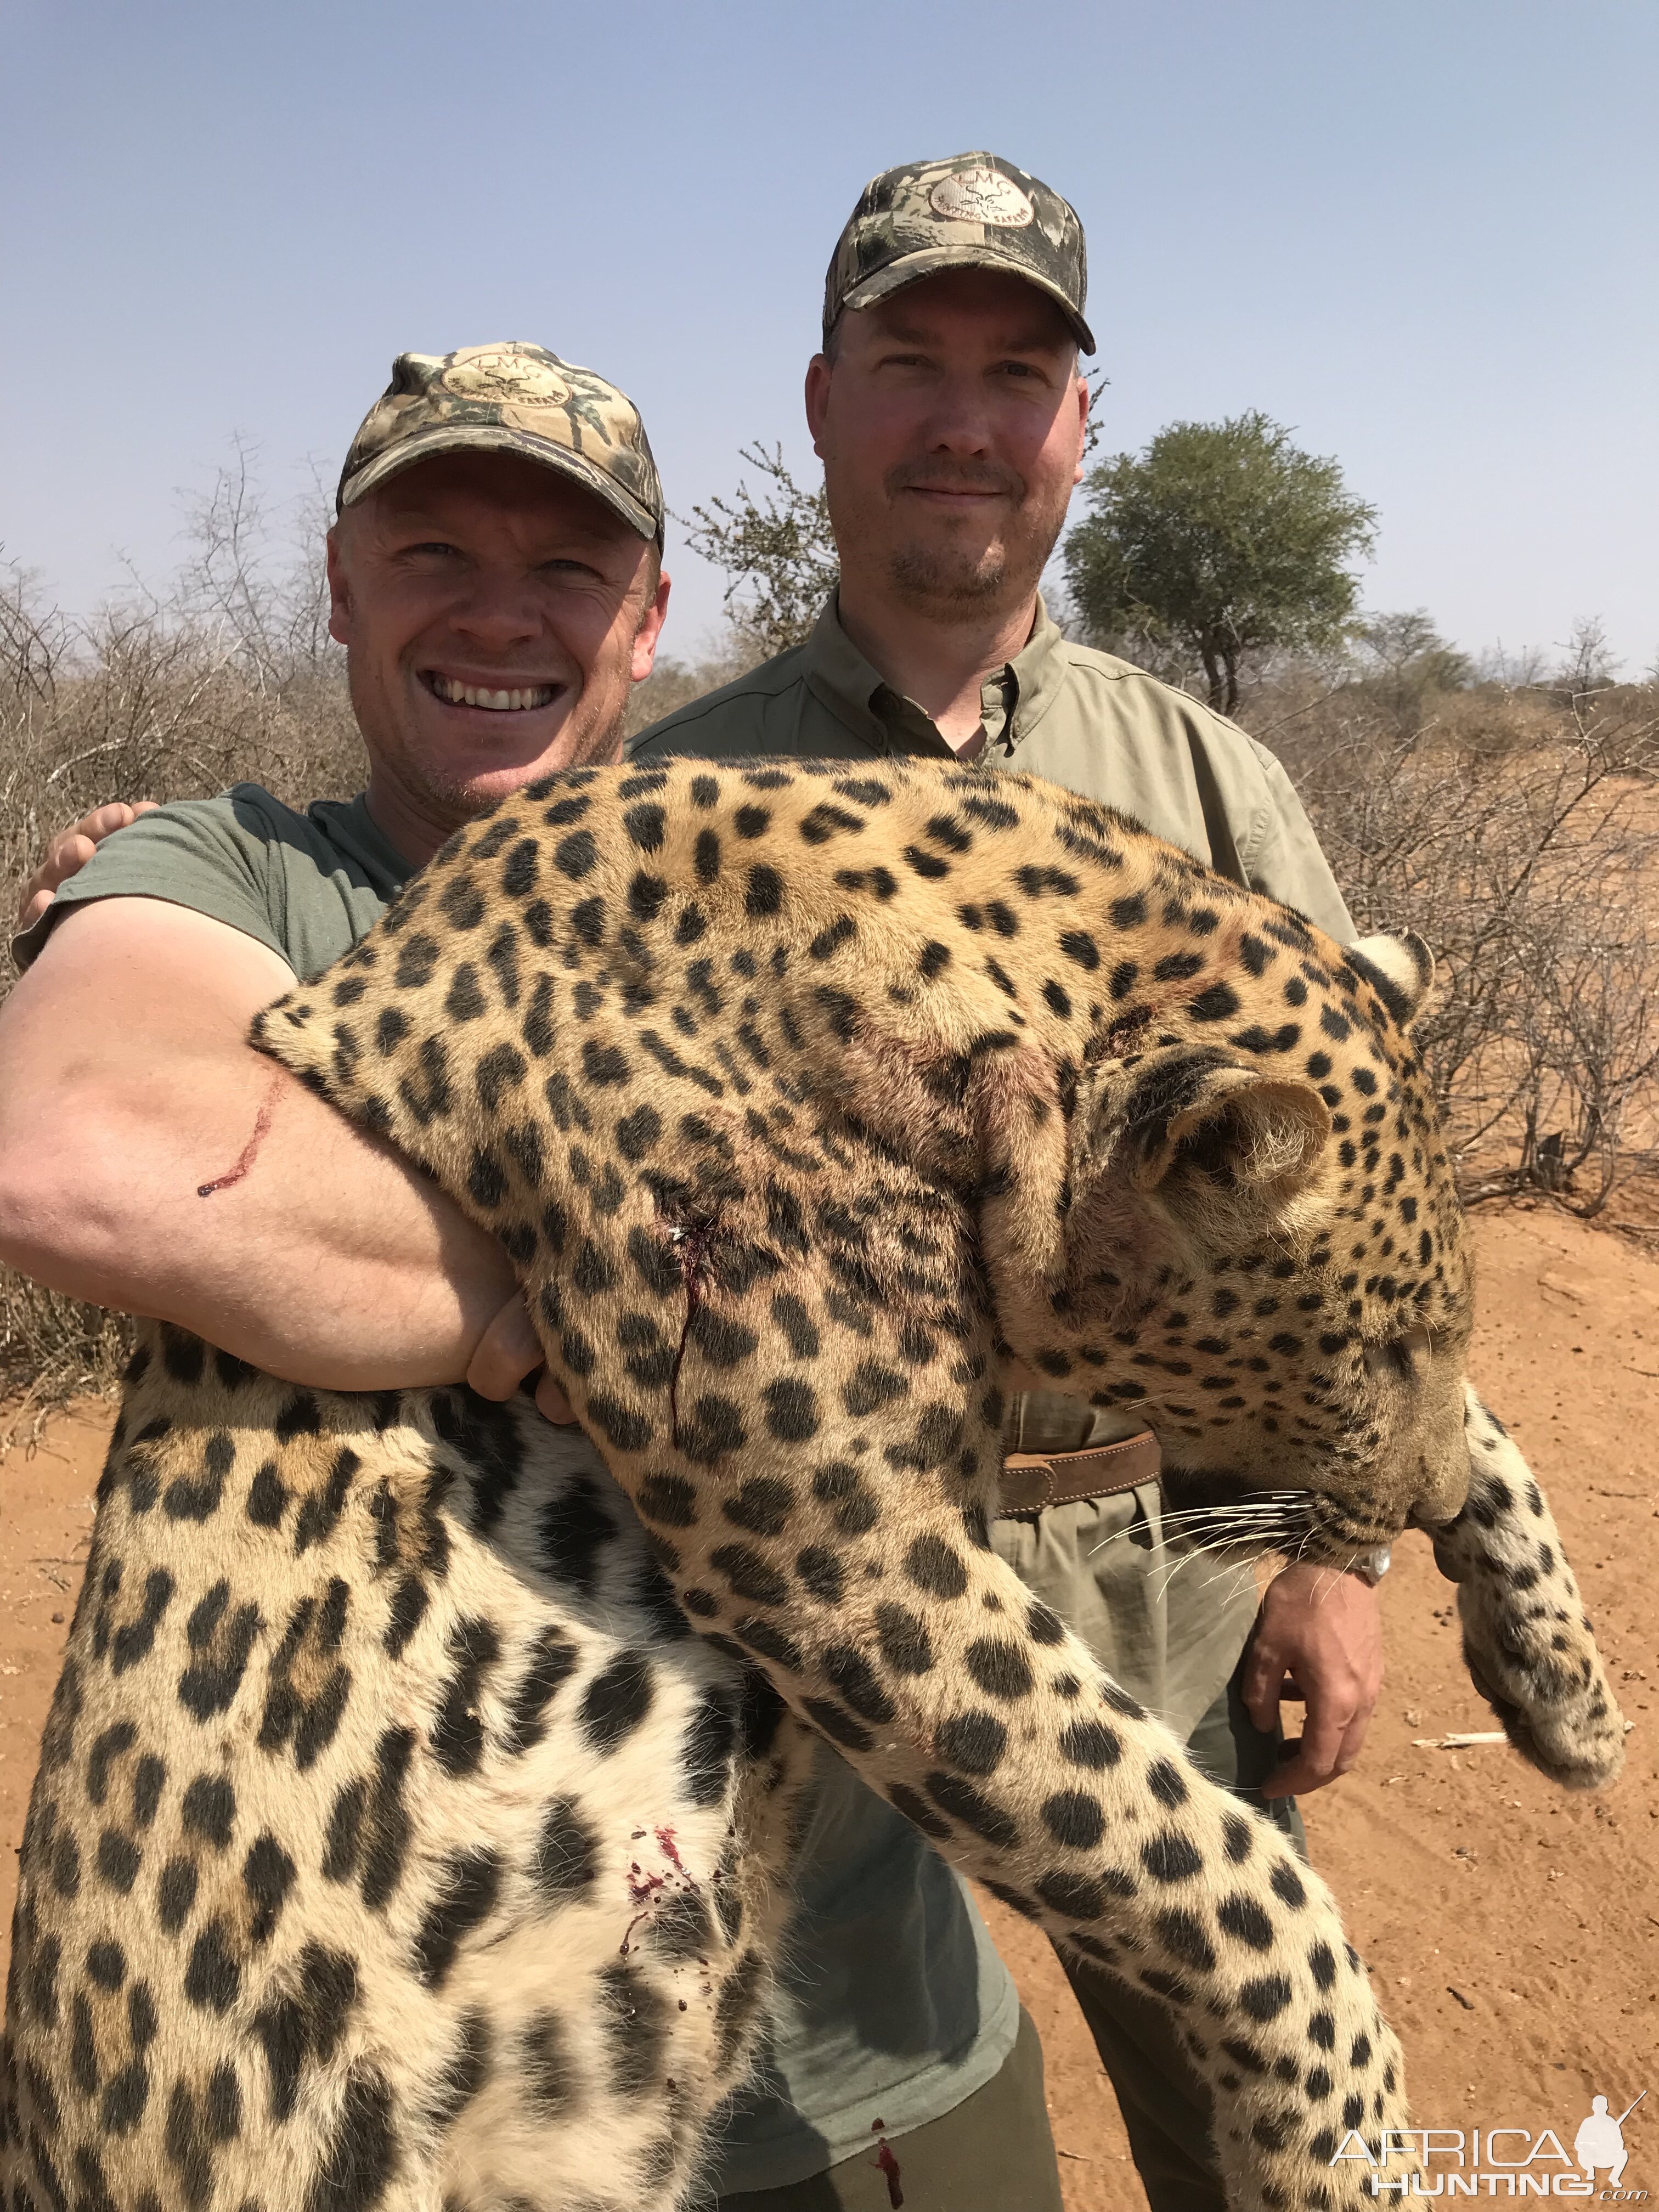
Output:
[
  {"xmin": 337, "ymin": 342, "xmax": 663, "ymax": 543},
  {"xmin": 824, "ymin": 151, "xmax": 1093, "ymax": 354}
]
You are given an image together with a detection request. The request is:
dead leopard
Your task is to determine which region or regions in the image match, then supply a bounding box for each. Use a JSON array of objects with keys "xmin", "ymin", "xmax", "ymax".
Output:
[{"xmin": 1, "ymin": 759, "xmax": 1622, "ymax": 2212}]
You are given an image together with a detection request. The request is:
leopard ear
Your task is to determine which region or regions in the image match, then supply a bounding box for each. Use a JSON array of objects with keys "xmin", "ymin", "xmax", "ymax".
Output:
[
  {"xmin": 1131, "ymin": 1064, "xmax": 1332, "ymax": 1200},
  {"xmin": 1347, "ymin": 931, "xmax": 1434, "ymax": 1027},
  {"xmin": 1051, "ymin": 1054, "xmax": 1334, "ymax": 1309}
]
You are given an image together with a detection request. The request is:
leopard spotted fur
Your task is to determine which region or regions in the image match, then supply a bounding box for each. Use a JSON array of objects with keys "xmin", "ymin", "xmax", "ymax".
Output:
[{"xmin": 1, "ymin": 758, "xmax": 1623, "ymax": 2212}]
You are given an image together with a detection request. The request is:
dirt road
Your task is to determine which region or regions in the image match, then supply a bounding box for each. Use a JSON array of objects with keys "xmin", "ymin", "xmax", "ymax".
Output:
[{"xmin": 2, "ymin": 1205, "xmax": 1653, "ymax": 2206}]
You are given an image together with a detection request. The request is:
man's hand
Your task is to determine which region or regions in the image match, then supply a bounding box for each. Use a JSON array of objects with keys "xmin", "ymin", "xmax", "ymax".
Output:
[
  {"xmin": 1241, "ymin": 1562, "xmax": 1384, "ymax": 1797},
  {"xmin": 465, "ymin": 1291, "xmax": 577, "ymax": 1426},
  {"xmin": 15, "ymin": 802, "xmax": 159, "ymax": 928}
]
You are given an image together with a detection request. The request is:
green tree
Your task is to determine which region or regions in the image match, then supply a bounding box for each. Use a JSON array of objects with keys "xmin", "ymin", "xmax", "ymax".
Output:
[
  {"xmin": 1351, "ymin": 610, "xmax": 1471, "ymax": 714},
  {"xmin": 682, "ymin": 444, "xmax": 839, "ymax": 661},
  {"xmin": 1063, "ymin": 410, "xmax": 1378, "ymax": 715}
]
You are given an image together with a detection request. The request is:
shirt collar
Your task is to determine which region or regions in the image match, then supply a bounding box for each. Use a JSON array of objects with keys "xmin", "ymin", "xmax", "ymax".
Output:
[{"xmin": 801, "ymin": 591, "xmax": 1070, "ymax": 758}]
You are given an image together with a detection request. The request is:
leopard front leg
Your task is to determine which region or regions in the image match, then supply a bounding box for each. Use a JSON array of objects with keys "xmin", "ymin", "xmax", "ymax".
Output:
[
  {"xmin": 532, "ymin": 1221, "xmax": 1418, "ymax": 2212},
  {"xmin": 644, "ymin": 1415, "xmax": 1412, "ymax": 2208},
  {"xmin": 1430, "ymin": 1386, "xmax": 1626, "ymax": 1790}
]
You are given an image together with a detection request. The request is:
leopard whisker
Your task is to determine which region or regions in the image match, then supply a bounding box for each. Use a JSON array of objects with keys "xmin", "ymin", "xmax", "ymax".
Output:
[
  {"xmin": 1191, "ymin": 1555, "xmax": 1268, "ymax": 1600},
  {"xmin": 1148, "ymin": 1536, "xmax": 1278, "ymax": 1603},
  {"xmin": 1088, "ymin": 1516, "xmax": 1297, "ymax": 1562},
  {"xmin": 1085, "ymin": 1498, "xmax": 1305, "ymax": 1561}
]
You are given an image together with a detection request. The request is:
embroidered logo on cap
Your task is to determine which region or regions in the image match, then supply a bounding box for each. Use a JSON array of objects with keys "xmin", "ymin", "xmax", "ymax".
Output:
[
  {"xmin": 928, "ymin": 167, "xmax": 1035, "ymax": 228},
  {"xmin": 439, "ymin": 349, "xmax": 569, "ymax": 407}
]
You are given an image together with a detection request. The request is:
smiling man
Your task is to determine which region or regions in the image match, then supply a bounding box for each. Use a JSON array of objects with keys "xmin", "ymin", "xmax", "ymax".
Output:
[
  {"xmin": 4, "ymin": 330, "xmax": 1086, "ymax": 2212},
  {"xmin": 628, "ymin": 150, "xmax": 1384, "ymax": 2212},
  {"xmin": 0, "ymin": 343, "xmax": 667, "ymax": 1400}
]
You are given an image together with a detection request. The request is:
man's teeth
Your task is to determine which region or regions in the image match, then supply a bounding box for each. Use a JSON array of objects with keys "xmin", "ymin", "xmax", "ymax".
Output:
[{"xmin": 431, "ymin": 675, "xmax": 557, "ymax": 711}]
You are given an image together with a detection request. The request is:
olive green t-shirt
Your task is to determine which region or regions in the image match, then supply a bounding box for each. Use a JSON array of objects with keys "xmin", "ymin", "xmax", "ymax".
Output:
[{"xmin": 12, "ymin": 784, "xmax": 410, "ymax": 980}]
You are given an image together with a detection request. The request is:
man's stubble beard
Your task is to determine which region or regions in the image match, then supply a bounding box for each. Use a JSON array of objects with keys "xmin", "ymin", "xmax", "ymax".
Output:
[
  {"xmin": 867, "ymin": 460, "xmax": 1068, "ymax": 625},
  {"xmin": 409, "ymin": 696, "xmax": 630, "ymax": 823},
  {"xmin": 360, "ymin": 667, "xmax": 633, "ymax": 834},
  {"xmin": 886, "ymin": 539, "xmax": 1012, "ymax": 617}
]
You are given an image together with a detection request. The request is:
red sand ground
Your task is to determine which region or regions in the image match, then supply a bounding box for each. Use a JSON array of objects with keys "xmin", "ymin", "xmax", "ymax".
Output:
[{"xmin": 2, "ymin": 1205, "xmax": 1654, "ymax": 2205}]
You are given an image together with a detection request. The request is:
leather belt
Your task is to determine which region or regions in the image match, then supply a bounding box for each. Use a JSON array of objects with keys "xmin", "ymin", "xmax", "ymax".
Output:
[{"xmin": 997, "ymin": 1428, "xmax": 1161, "ymax": 1517}]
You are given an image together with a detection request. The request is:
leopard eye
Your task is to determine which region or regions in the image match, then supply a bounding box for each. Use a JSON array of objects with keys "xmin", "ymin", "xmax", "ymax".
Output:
[{"xmin": 1365, "ymin": 1325, "xmax": 1431, "ymax": 1382}]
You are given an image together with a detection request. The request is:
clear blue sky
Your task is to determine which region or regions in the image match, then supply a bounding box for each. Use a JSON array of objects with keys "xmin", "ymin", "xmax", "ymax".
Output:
[{"xmin": 5, "ymin": 0, "xmax": 1656, "ymax": 672}]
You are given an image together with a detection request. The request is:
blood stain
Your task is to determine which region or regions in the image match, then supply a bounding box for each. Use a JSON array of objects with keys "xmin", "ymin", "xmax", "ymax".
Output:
[
  {"xmin": 873, "ymin": 2139, "xmax": 904, "ymax": 2207},
  {"xmin": 198, "ymin": 1075, "xmax": 281, "ymax": 1197},
  {"xmin": 655, "ymin": 1824, "xmax": 686, "ymax": 1872}
]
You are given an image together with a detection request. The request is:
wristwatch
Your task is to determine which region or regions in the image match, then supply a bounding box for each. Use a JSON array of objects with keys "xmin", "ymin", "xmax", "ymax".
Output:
[{"xmin": 1349, "ymin": 1546, "xmax": 1392, "ymax": 1587}]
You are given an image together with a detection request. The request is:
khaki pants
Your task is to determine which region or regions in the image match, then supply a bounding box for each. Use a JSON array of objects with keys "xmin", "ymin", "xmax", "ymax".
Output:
[
  {"xmin": 719, "ymin": 1581, "xmax": 1304, "ymax": 2212},
  {"xmin": 715, "ymin": 2007, "xmax": 1063, "ymax": 2211},
  {"xmin": 994, "ymin": 1403, "xmax": 1307, "ymax": 2210},
  {"xmin": 725, "ymin": 1389, "xmax": 1299, "ymax": 2212},
  {"xmin": 718, "ymin": 1679, "xmax": 1301, "ymax": 2212}
]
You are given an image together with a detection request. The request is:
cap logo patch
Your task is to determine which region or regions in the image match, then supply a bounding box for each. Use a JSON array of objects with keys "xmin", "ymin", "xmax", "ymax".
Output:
[
  {"xmin": 440, "ymin": 349, "xmax": 569, "ymax": 407},
  {"xmin": 928, "ymin": 167, "xmax": 1034, "ymax": 228}
]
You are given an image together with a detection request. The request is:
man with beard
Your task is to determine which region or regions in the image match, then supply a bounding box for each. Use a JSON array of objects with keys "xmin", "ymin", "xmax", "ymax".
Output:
[{"xmin": 624, "ymin": 151, "xmax": 1385, "ymax": 2212}]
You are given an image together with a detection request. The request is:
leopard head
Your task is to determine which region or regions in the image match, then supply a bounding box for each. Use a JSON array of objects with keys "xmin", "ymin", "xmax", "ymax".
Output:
[{"xmin": 983, "ymin": 928, "xmax": 1476, "ymax": 1568}]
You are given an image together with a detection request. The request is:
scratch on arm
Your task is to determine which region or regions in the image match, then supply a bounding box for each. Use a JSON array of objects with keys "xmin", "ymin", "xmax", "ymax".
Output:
[{"xmin": 197, "ymin": 1072, "xmax": 283, "ymax": 1197}]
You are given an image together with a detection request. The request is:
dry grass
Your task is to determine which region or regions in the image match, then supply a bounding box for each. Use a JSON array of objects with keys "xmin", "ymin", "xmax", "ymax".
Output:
[{"xmin": 1252, "ymin": 673, "xmax": 1659, "ymax": 1212}]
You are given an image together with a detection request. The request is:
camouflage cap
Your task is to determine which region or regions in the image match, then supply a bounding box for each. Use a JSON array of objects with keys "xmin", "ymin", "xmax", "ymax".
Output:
[
  {"xmin": 337, "ymin": 342, "xmax": 663, "ymax": 543},
  {"xmin": 824, "ymin": 151, "xmax": 1093, "ymax": 354}
]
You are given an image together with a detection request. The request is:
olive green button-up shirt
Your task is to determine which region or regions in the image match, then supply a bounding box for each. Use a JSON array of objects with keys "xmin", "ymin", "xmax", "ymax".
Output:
[
  {"xmin": 625, "ymin": 595, "xmax": 1357, "ymax": 2191},
  {"xmin": 628, "ymin": 592, "xmax": 1353, "ymax": 944}
]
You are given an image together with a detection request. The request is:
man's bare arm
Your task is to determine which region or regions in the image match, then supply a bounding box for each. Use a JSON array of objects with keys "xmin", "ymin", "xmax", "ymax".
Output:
[{"xmin": 0, "ymin": 897, "xmax": 521, "ymax": 1390}]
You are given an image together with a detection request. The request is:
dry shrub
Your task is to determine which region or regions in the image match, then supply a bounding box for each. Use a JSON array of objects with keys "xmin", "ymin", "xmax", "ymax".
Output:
[
  {"xmin": 0, "ymin": 456, "xmax": 360, "ymax": 898},
  {"xmin": 1, "ymin": 455, "xmax": 360, "ymax": 1439},
  {"xmin": 1261, "ymin": 681, "xmax": 1659, "ymax": 1215},
  {"xmin": 0, "ymin": 1278, "xmax": 132, "ymax": 1441}
]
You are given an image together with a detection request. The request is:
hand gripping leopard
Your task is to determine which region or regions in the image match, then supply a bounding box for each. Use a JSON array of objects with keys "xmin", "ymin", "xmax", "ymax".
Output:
[{"xmin": 1, "ymin": 759, "xmax": 1623, "ymax": 2212}]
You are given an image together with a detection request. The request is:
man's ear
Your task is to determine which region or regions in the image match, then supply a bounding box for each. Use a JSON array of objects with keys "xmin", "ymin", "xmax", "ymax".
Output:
[
  {"xmin": 630, "ymin": 566, "xmax": 671, "ymax": 684},
  {"xmin": 1347, "ymin": 931, "xmax": 1434, "ymax": 1027},
  {"xmin": 325, "ymin": 524, "xmax": 353, "ymax": 648},
  {"xmin": 804, "ymin": 353, "xmax": 833, "ymax": 455}
]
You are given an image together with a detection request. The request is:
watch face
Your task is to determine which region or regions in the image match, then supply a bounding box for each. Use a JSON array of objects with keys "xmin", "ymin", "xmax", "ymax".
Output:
[{"xmin": 1353, "ymin": 1545, "xmax": 1392, "ymax": 1585}]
